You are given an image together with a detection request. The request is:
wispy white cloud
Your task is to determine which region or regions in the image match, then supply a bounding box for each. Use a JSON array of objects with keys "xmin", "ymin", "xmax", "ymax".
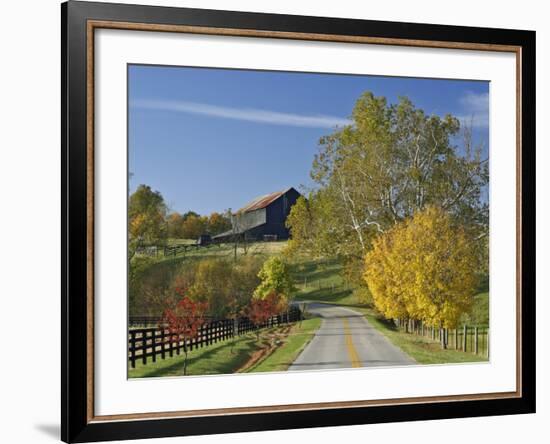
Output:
[
  {"xmin": 456, "ymin": 91, "xmax": 489, "ymax": 128},
  {"xmin": 132, "ymin": 99, "xmax": 352, "ymax": 129}
]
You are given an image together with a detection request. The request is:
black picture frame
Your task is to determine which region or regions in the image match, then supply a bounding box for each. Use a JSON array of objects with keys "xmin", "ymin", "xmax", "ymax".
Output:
[{"xmin": 61, "ymin": 1, "xmax": 536, "ymax": 442}]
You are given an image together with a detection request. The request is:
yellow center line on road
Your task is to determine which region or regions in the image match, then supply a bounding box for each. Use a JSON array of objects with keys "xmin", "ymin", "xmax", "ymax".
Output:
[{"xmin": 343, "ymin": 318, "xmax": 362, "ymax": 368}]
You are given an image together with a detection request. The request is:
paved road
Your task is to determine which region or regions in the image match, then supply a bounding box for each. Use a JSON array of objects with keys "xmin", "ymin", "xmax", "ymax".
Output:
[{"xmin": 289, "ymin": 303, "xmax": 416, "ymax": 371}]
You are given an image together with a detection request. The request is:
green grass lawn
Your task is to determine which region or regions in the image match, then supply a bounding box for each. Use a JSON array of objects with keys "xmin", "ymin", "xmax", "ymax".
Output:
[
  {"xmin": 246, "ymin": 317, "xmax": 322, "ymax": 373},
  {"xmin": 129, "ymin": 332, "xmax": 265, "ymax": 378},
  {"xmin": 290, "ymin": 258, "xmax": 358, "ymax": 306},
  {"xmin": 166, "ymin": 238, "xmax": 196, "ymax": 245},
  {"xmin": 138, "ymin": 240, "xmax": 289, "ymax": 263},
  {"xmin": 127, "ymin": 317, "xmax": 320, "ymax": 378}
]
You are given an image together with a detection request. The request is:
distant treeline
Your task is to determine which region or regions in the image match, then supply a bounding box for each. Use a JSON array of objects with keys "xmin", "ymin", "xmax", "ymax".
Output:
[
  {"xmin": 128, "ymin": 184, "xmax": 232, "ymax": 260},
  {"xmin": 166, "ymin": 210, "xmax": 231, "ymax": 239}
]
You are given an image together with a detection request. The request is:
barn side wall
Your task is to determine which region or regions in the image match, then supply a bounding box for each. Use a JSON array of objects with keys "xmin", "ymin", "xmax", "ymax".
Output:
[
  {"xmin": 261, "ymin": 188, "xmax": 301, "ymax": 240},
  {"xmin": 234, "ymin": 208, "xmax": 266, "ymax": 231}
]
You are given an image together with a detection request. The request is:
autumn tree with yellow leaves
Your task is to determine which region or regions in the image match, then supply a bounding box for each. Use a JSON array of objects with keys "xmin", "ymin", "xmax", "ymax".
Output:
[
  {"xmin": 364, "ymin": 206, "xmax": 479, "ymax": 330},
  {"xmin": 129, "ymin": 184, "xmax": 168, "ymax": 259}
]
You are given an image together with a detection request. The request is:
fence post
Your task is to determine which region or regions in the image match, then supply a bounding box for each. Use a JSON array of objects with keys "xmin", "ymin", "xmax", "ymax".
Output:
[
  {"xmin": 161, "ymin": 329, "xmax": 166, "ymax": 359},
  {"xmin": 463, "ymin": 325, "xmax": 467, "ymax": 352},
  {"xmin": 130, "ymin": 331, "xmax": 136, "ymax": 369},
  {"xmin": 151, "ymin": 330, "xmax": 156, "ymax": 362},
  {"xmin": 142, "ymin": 332, "xmax": 147, "ymax": 365},
  {"xmin": 169, "ymin": 333, "xmax": 174, "ymax": 357},
  {"xmin": 475, "ymin": 327, "xmax": 479, "ymax": 354}
]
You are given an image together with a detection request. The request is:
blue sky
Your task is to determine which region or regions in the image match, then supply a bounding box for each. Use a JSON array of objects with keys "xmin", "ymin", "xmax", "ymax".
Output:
[{"xmin": 128, "ymin": 65, "xmax": 489, "ymax": 215}]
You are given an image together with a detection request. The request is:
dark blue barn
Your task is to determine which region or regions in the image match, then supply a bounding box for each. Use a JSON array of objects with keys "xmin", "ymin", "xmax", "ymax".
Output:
[{"xmin": 213, "ymin": 187, "xmax": 301, "ymax": 242}]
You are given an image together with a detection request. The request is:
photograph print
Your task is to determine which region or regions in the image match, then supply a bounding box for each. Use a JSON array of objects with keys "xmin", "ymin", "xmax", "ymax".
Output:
[{"xmin": 127, "ymin": 65, "xmax": 490, "ymax": 378}]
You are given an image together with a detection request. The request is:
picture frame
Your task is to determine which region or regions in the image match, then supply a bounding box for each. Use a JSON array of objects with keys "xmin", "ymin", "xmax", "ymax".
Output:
[{"xmin": 61, "ymin": 1, "xmax": 536, "ymax": 442}]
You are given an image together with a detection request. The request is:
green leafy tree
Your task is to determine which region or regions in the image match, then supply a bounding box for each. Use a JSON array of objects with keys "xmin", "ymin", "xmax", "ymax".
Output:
[
  {"xmin": 182, "ymin": 210, "xmax": 199, "ymax": 220},
  {"xmin": 128, "ymin": 185, "xmax": 167, "ymax": 258},
  {"xmin": 181, "ymin": 214, "xmax": 208, "ymax": 239},
  {"xmin": 187, "ymin": 259, "xmax": 233, "ymax": 318},
  {"xmin": 166, "ymin": 212, "xmax": 184, "ymax": 239},
  {"xmin": 285, "ymin": 191, "xmax": 341, "ymax": 259},
  {"xmin": 207, "ymin": 212, "xmax": 232, "ymax": 235},
  {"xmin": 184, "ymin": 257, "xmax": 263, "ymax": 319},
  {"xmin": 287, "ymin": 92, "xmax": 488, "ymax": 284},
  {"xmin": 228, "ymin": 256, "xmax": 263, "ymax": 315},
  {"xmin": 254, "ymin": 257, "xmax": 296, "ymax": 306}
]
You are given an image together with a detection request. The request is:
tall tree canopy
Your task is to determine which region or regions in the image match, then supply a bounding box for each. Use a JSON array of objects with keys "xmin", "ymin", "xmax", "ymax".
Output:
[
  {"xmin": 287, "ymin": 92, "xmax": 488, "ymax": 277},
  {"xmin": 207, "ymin": 212, "xmax": 232, "ymax": 236},
  {"xmin": 180, "ymin": 214, "xmax": 208, "ymax": 239},
  {"xmin": 129, "ymin": 185, "xmax": 168, "ymax": 258}
]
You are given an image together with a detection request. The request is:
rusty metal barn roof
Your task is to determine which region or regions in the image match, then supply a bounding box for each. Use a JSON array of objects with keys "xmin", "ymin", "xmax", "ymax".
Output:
[{"xmin": 238, "ymin": 188, "xmax": 291, "ymax": 213}]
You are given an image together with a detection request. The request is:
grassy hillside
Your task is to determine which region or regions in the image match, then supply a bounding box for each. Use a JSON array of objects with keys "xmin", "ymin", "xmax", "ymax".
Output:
[
  {"xmin": 129, "ymin": 240, "xmax": 288, "ymax": 316},
  {"xmin": 132, "ymin": 241, "xmax": 288, "ymax": 285},
  {"xmin": 290, "ymin": 258, "xmax": 358, "ymax": 306}
]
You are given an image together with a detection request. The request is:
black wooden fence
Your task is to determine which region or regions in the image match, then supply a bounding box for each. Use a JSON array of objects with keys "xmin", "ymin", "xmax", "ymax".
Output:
[
  {"xmin": 395, "ymin": 319, "xmax": 489, "ymax": 357},
  {"xmin": 129, "ymin": 315, "xmax": 216, "ymax": 327},
  {"xmin": 128, "ymin": 307, "xmax": 302, "ymax": 368},
  {"xmin": 163, "ymin": 243, "xmax": 215, "ymax": 257}
]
